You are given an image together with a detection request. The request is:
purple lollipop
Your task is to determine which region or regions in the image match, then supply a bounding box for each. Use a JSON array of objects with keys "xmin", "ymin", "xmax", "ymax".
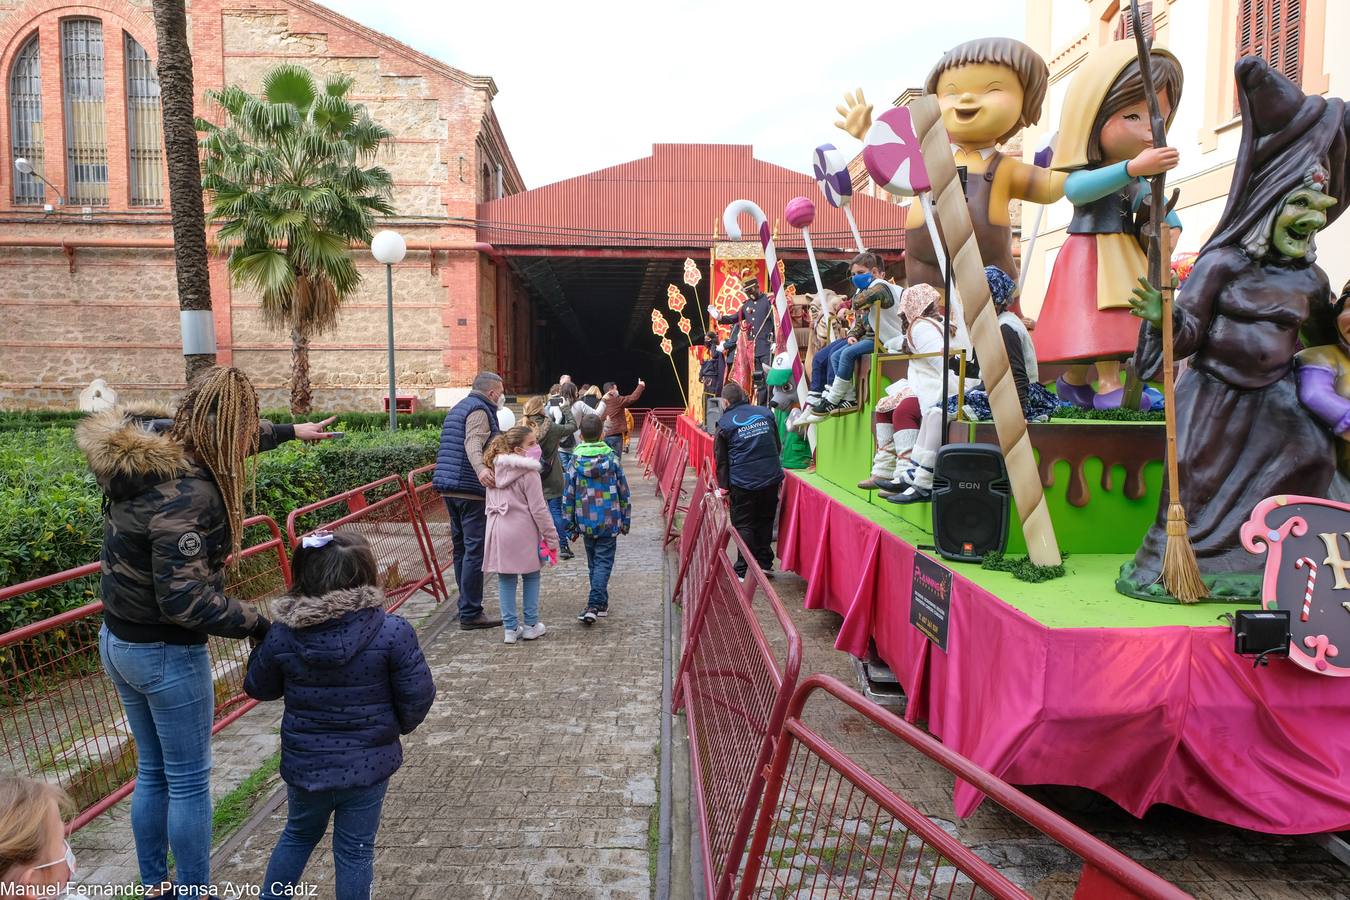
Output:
[{"xmin": 813, "ymin": 144, "xmax": 852, "ymax": 208}]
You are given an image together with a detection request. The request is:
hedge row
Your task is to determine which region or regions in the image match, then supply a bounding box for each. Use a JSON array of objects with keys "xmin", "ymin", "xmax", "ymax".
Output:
[
  {"xmin": 0, "ymin": 409, "xmax": 454, "ymax": 433},
  {"xmin": 0, "ymin": 425, "xmax": 441, "ymax": 633}
]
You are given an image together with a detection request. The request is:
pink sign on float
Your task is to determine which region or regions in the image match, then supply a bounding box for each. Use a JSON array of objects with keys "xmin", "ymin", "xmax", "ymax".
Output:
[{"xmin": 864, "ymin": 107, "xmax": 931, "ymax": 197}]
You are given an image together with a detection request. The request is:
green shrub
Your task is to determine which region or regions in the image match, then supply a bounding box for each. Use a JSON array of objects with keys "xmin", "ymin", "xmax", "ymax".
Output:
[
  {"xmin": 0, "ymin": 425, "xmax": 441, "ymax": 633},
  {"xmin": 261, "ymin": 410, "xmax": 449, "ymax": 431}
]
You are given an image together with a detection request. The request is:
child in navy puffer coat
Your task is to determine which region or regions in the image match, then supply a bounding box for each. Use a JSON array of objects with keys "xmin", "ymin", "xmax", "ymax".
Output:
[{"xmin": 245, "ymin": 531, "xmax": 435, "ymax": 900}]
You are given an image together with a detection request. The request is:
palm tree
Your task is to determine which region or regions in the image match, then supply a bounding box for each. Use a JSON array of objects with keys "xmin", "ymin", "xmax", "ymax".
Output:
[
  {"xmin": 151, "ymin": 0, "xmax": 215, "ymax": 381},
  {"xmin": 197, "ymin": 65, "xmax": 395, "ymax": 413}
]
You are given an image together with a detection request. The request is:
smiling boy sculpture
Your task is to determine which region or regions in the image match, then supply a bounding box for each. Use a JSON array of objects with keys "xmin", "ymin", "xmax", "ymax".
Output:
[{"xmin": 837, "ymin": 38, "xmax": 1064, "ymax": 309}]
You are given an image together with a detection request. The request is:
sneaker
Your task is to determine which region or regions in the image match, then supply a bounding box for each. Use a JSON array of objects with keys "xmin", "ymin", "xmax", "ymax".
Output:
[
  {"xmin": 831, "ymin": 399, "xmax": 859, "ymax": 415},
  {"xmin": 522, "ymin": 623, "xmax": 547, "ymax": 640},
  {"xmin": 559, "ymin": 546, "xmax": 575, "ymax": 561},
  {"xmin": 596, "ymin": 610, "xmax": 608, "ymax": 618},
  {"xmin": 503, "ymin": 626, "xmax": 523, "ymax": 644},
  {"xmin": 578, "ymin": 608, "xmax": 598, "ymax": 625},
  {"xmin": 810, "ymin": 398, "xmax": 836, "ymax": 415}
]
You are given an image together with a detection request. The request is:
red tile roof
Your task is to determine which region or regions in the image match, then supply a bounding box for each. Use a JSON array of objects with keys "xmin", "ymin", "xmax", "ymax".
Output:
[{"xmin": 477, "ymin": 144, "xmax": 907, "ymax": 254}]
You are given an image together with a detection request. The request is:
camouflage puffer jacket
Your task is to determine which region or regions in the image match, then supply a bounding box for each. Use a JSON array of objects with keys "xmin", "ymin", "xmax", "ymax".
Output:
[{"xmin": 76, "ymin": 406, "xmax": 294, "ymax": 645}]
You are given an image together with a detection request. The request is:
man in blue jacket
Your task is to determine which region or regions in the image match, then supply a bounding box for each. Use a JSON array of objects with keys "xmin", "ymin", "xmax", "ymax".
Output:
[
  {"xmin": 713, "ymin": 382, "xmax": 784, "ymax": 579},
  {"xmin": 432, "ymin": 372, "xmax": 504, "ymax": 629}
]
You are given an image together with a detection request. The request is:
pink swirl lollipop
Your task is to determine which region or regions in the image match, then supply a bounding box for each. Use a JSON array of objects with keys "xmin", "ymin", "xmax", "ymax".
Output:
[{"xmin": 863, "ymin": 107, "xmax": 931, "ymax": 197}]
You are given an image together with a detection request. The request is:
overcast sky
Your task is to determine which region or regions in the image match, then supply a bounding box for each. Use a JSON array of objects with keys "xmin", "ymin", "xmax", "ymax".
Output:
[{"xmin": 319, "ymin": 0, "xmax": 1025, "ymax": 189}]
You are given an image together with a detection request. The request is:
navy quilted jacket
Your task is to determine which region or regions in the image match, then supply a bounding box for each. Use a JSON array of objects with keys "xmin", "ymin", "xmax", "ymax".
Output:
[
  {"xmin": 432, "ymin": 391, "xmax": 500, "ymax": 496},
  {"xmin": 244, "ymin": 585, "xmax": 435, "ymax": 792}
]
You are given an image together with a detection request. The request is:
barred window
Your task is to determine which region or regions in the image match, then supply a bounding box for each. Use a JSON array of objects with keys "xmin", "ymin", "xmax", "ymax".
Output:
[
  {"xmin": 9, "ymin": 35, "xmax": 44, "ymax": 205},
  {"xmin": 124, "ymin": 33, "xmax": 162, "ymax": 206},
  {"xmin": 1237, "ymin": 0, "xmax": 1304, "ymax": 87},
  {"xmin": 61, "ymin": 18, "xmax": 108, "ymax": 206}
]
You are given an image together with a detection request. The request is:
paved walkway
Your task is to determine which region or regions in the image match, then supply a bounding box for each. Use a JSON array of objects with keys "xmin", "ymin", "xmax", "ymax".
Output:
[{"xmin": 211, "ymin": 457, "xmax": 663, "ymax": 899}]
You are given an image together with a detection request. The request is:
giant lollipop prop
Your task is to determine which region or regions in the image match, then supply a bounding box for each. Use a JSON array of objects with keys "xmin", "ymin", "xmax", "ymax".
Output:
[
  {"xmin": 1017, "ymin": 131, "xmax": 1057, "ymax": 294},
  {"xmin": 864, "ymin": 107, "xmax": 947, "ymax": 280},
  {"xmin": 722, "ymin": 199, "xmax": 802, "ymax": 392},
  {"xmin": 814, "ymin": 143, "xmax": 864, "ymax": 251},
  {"xmin": 908, "ymin": 95, "xmax": 1062, "ymax": 567}
]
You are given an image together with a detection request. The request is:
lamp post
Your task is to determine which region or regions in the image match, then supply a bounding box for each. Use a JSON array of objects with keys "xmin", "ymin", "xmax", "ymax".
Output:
[
  {"xmin": 14, "ymin": 158, "xmax": 65, "ymax": 210},
  {"xmin": 370, "ymin": 230, "xmax": 407, "ymax": 431}
]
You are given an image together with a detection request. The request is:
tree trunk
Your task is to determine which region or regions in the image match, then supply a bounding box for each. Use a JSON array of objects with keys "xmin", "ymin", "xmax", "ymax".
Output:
[
  {"xmin": 290, "ymin": 326, "xmax": 312, "ymax": 415},
  {"xmin": 151, "ymin": 0, "xmax": 214, "ymax": 383}
]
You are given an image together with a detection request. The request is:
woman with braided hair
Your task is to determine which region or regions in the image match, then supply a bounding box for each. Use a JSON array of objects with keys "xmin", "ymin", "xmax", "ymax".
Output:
[{"xmin": 77, "ymin": 366, "xmax": 337, "ymax": 896}]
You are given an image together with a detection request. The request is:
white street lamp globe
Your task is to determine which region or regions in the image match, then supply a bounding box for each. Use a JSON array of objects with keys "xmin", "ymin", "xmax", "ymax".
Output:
[
  {"xmin": 370, "ymin": 230, "xmax": 406, "ymax": 265},
  {"xmin": 13, "ymin": 158, "xmax": 33, "ymax": 175}
]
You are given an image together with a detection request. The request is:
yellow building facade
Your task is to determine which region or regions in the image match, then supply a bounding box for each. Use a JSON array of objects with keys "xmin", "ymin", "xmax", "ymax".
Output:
[{"xmin": 1019, "ymin": 0, "xmax": 1350, "ymax": 317}]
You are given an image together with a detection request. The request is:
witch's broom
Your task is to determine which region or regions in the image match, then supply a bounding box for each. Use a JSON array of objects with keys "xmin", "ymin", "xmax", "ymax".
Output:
[{"xmin": 1129, "ymin": 2, "xmax": 1207, "ymax": 602}]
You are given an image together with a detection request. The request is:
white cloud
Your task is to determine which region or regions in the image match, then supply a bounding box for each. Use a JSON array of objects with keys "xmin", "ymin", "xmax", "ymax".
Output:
[{"xmin": 317, "ymin": 0, "xmax": 1025, "ymax": 188}]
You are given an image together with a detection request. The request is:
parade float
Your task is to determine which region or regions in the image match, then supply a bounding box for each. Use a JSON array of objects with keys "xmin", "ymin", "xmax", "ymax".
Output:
[{"xmin": 676, "ymin": 13, "xmax": 1350, "ymax": 837}]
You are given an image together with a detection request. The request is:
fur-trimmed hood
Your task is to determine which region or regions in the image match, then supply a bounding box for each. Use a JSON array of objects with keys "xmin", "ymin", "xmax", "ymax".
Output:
[
  {"xmin": 77, "ymin": 405, "xmax": 187, "ymax": 500},
  {"xmin": 271, "ymin": 585, "xmax": 388, "ymax": 668},
  {"xmin": 273, "ymin": 585, "xmax": 386, "ymax": 629},
  {"xmin": 490, "ymin": 452, "xmax": 542, "ymax": 489}
]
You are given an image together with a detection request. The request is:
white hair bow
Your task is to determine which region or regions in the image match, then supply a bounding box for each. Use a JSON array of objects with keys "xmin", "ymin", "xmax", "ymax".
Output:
[{"xmin": 301, "ymin": 531, "xmax": 335, "ymax": 549}]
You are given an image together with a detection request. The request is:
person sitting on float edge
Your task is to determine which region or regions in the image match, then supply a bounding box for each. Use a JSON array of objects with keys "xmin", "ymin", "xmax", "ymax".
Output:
[
  {"xmin": 0, "ymin": 776, "xmax": 75, "ymax": 896},
  {"xmin": 714, "ymin": 381, "xmax": 785, "ymax": 580},
  {"xmin": 807, "ymin": 251, "xmax": 904, "ymax": 418}
]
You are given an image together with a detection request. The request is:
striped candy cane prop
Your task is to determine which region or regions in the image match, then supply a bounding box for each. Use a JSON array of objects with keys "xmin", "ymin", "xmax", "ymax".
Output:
[
  {"xmin": 814, "ymin": 143, "xmax": 864, "ymax": 251},
  {"xmin": 722, "ymin": 199, "xmax": 803, "ymax": 392},
  {"xmin": 909, "ymin": 94, "xmax": 1062, "ymax": 567},
  {"xmin": 1296, "ymin": 556, "xmax": 1318, "ymax": 622}
]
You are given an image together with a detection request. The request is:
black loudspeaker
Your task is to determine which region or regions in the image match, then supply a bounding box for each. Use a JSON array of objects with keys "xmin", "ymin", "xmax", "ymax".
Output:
[
  {"xmin": 931, "ymin": 443, "xmax": 1010, "ymax": 562},
  {"xmin": 704, "ymin": 397, "xmax": 723, "ymax": 435}
]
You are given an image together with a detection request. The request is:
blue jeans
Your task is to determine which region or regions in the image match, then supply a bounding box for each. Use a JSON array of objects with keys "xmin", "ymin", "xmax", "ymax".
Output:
[
  {"xmin": 546, "ymin": 496, "xmax": 567, "ymax": 544},
  {"xmin": 811, "ymin": 338, "xmax": 849, "ymax": 392},
  {"xmin": 829, "ymin": 339, "xmax": 875, "ymax": 386},
  {"xmin": 99, "ymin": 627, "xmax": 213, "ymax": 891},
  {"xmin": 262, "ymin": 780, "xmax": 389, "ymax": 900},
  {"xmin": 445, "ymin": 497, "xmax": 487, "ymax": 621},
  {"xmin": 604, "ymin": 435, "xmax": 623, "ymax": 455},
  {"xmin": 498, "ymin": 572, "xmax": 542, "ymax": 630},
  {"xmin": 583, "ymin": 534, "xmax": 617, "ymax": 611}
]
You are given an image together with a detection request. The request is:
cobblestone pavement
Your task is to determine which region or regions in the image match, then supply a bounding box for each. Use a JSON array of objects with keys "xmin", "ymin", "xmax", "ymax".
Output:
[
  {"xmin": 212, "ymin": 457, "xmax": 663, "ymax": 899},
  {"xmin": 762, "ymin": 565, "xmax": 1350, "ymax": 899}
]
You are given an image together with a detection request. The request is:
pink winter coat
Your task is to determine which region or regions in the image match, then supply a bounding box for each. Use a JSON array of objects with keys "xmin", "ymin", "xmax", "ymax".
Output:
[{"xmin": 482, "ymin": 454, "xmax": 560, "ymax": 575}]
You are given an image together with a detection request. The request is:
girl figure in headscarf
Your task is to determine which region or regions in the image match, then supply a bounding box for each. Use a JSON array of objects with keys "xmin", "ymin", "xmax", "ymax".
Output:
[
  {"xmin": 1121, "ymin": 56, "xmax": 1347, "ymax": 596},
  {"xmin": 945, "ymin": 266, "xmax": 1064, "ymax": 424},
  {"xmin": 1032, "ymin": 41, "xmax": 1181, "ymax": 411},
  {"xmin": 861, "ymin": 283, "xmax": 965, "ymax": 494}
]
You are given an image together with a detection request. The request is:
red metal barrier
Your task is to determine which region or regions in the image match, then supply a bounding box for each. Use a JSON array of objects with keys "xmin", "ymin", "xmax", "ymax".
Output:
[
  {"xmin": 738, "ymin": 675, "xmax": 1192, "ymax": 900},
  {"xmin": 660, "ymin": 438, "xmax": 690, "ymax": 548},
  {"xmin": 286, "ymin": 474, "xmax": 444, "ymax": 612},
  {"xmin": 673, "ymin": 461, "xmax": 722, "ymax": 613},
  {"xmin": 406, "ymin": 465, "xmax": 452, "ymax": 599},
  {"xmin": 674, "ymin": 524, "xmax": 802, "ymax": 899},
  {"xmin": 647, "ymin": 407, "xmax": 686, "ymax": 429},
  {"xmin": 0, "ymin": 516, "xmax": 291, "ymax": 832},
  {"xmin": 644, "ymin": 423, "xmax": 672, "ymax": 482}
]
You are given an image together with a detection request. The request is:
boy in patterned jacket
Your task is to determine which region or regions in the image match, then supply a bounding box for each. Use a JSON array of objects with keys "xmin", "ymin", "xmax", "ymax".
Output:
[{"xmin": 562, "ymin": 414, "xmax": 632, "ymax": 625}]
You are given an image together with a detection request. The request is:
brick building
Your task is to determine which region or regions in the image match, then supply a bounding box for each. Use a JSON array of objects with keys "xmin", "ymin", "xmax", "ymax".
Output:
[{"xmin": 0, "ymin": 0, "xmax": 538, "ymax": 410}]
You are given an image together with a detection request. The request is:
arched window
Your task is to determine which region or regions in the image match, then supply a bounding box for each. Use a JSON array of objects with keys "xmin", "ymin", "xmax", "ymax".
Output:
[
  {"xmin": 61, "ymin": 17, "xmax": 108, "ymax": 205},
  {"xmin": 124, "ymin": 33, "xmax": 162, "ymax": 205},
  {"xmin": 9, "ymin": 34, "xmax": 43, "ymax": 205}
]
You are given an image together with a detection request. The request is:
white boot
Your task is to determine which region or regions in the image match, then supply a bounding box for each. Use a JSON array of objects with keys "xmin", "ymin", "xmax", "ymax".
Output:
[
  {"xmin": 820, "ymin": 376, "xmax": 852, "ymax": 407},
  {"xmin": 861, "ymin": 423, "xmax": 895, "ymax": 489},
  {"xmin": 888, "ymin": 446, "xmax": 936, "ymax": 504},
  {"xmin": 895, "ymin": 409, "xmax": 941, "ymax": 488}
]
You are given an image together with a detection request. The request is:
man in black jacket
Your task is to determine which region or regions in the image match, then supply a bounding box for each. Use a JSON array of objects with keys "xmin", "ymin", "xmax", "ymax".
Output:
[{"xmin": 713, "ymin": 382, "xmax": 784, "ymax": 579}]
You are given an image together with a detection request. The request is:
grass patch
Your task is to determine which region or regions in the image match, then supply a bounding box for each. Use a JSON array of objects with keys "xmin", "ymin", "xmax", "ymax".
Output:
[
  {"xmin": 981, "ymin": 551, "xmax": 1067, "ymax": 583},
  {"xmin": 212, "ymin": 751, "xmax": 281, "ymax": 846},
  {"xmin": 648, "ymin": 741, "xmax": 659, "ymax": 896}
]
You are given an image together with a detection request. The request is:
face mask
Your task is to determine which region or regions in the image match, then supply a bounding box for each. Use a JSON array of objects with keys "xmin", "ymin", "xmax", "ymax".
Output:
[
  {"xmin": 851, "ymin": 273, "xmax": 875, "ymax": 291},
  {"xmin": 524, "ymin": 445, "xmax": 542, "ymax": 461},
  {"xmin": 31, "ymin": 840, "xmax": 75, "ymax": 890}
]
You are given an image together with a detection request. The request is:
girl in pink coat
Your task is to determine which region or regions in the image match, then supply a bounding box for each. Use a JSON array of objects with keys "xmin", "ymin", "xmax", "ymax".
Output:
[{"xmin": 482, "ymin": 425, "xmax": 560, "ymax": 644}]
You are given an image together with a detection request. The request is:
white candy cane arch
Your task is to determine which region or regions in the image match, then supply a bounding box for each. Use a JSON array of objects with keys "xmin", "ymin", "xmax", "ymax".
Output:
[{"xmin": 721, "ymin": 200, "xmax": 804, "ymax": 393}]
